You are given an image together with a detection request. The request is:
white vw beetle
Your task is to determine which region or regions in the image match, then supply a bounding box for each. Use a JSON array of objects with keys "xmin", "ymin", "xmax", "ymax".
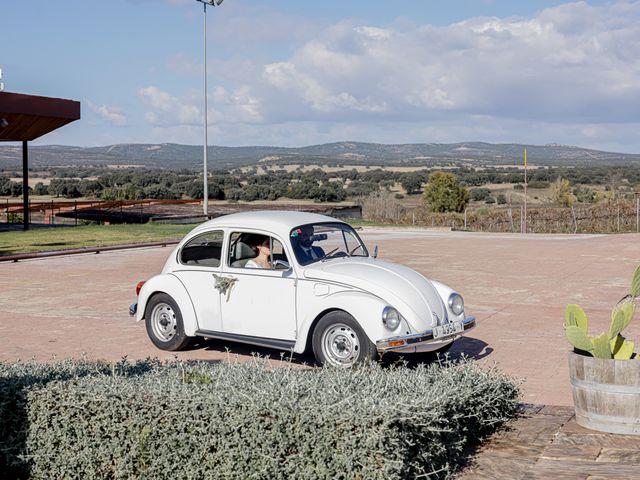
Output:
[{"xmin": 130, "ymin": 211, "xmax": 475, "ymax": 367}]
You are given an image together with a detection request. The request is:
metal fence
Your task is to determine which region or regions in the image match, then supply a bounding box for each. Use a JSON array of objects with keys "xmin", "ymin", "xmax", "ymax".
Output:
[
  {"xmin": 0, "ymin": 199, "xmax": 202, "ymax": 226},
  {"xmin": 381, "ymin": 199, "xmax": 640, "ymax": 234},
  {"xmin": 3, "ymin": 196, "xmax": 640, "ymax": 234}
]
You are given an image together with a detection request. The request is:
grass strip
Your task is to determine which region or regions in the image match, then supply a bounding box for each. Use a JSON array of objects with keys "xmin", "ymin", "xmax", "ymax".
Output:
[
  {"xmin": 0, "ymin": 219, "xmax": 425, "ymax": 256},
  {"xmin": 0, "ymin": 223, "xmax": 198, "ymax": 255}
]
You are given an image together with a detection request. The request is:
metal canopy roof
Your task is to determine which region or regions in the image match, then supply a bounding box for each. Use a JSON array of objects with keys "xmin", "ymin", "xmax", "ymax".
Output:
[
  {"xmin": 0, "ymin": 91, "xmax": 81, "ymax": 230},
  {"xmin": 0, "ymin": 91, "xmax": 80, "ymax": 141}
]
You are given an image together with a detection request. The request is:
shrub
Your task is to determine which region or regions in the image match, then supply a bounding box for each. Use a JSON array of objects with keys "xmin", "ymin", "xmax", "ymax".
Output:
[
  {"xmin": 33, "ymin": 182, "xmax": 48, "ymax": 196},
  {"xmin": 0, "ymin": 359, "xmax": 159, "ymax": 479},
  {"xmin": 7, "ymin": 212, "xmax": 23, "ymax": 224},
  {"xmin": 399, "ymin": 173, "xmax": 424, "ymax": 195},
  {"xmin": 422, "ymin": 172, "xmax": 470, "ymax": 213},
  {"xmin": 552, "ymin": 177, "xmax": 574, "ymax": 207},
  {"xmin": 1, "ymin": 358, "xmax": 520, "ymax": 479},
  {"xmin": 345, "ymin": 180, "xmax": 379, "ymax": 198},
  {"xmin": 470, "ymin": 188, "xmax": 491, "ymax": 202},
  {"xmin": 573, "ymin": 186, "xmax": 598, "ymax": 204}
]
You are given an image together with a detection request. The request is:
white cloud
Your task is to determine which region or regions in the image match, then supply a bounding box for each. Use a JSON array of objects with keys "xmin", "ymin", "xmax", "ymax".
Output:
[
  {"xmin": 140, "ymin": 2, "xmax": 640, "ymax": 150},
  {"xmin": 251, "ymin": 3, "xmax": 640, "ymax": 126},
  {"xmin": 87, "ymin": 101, "xmax": 127, "ymax": 126},
  {"xmin": 138, "ymin": 86, "xmax": 202, "ymax": 126},
  {"xmin": 138, "ymin": 84, "xmax": 262, "ymax": 132}
]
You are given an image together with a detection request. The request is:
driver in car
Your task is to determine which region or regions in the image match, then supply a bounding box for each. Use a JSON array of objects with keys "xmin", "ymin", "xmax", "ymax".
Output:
[{"xmin": 292, "ymin": 226, "xmax": 325, "ymax": 263}]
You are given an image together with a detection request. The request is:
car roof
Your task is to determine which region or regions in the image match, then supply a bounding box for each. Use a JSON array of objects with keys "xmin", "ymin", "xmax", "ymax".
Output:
[{"xmin": 189, "ymin": 210, "xmax": 344, "ymax": 239}]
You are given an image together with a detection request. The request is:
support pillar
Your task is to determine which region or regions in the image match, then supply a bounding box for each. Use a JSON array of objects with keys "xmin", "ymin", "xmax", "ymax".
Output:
[{"xmin": 22, "ymin": 140, "xmax": 29, "ymax": 231}]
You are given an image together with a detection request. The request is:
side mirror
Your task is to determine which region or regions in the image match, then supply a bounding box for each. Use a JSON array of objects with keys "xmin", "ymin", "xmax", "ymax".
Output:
[
  {"xmin": 373, "ymin": 245, "xmax": 378, "ymax": 259},
  {"xmin": 273, "ymin": 259, "xmax": 291, "ymax": 271}
]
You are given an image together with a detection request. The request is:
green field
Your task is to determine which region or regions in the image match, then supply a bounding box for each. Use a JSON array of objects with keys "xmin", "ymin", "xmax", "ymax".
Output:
[
  {"xmin": 0, "ymin": 223, "xmax": 198, "ymax": 255},
  {"xmin": 0, "ymin": 219, "xmax": 393, "ymax": 256}
]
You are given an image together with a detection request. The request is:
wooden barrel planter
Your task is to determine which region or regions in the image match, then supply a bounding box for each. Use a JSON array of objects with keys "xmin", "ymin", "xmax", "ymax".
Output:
[{"xmin": 569, "ymin": 351, "xmax": 640, "ymax": 435}]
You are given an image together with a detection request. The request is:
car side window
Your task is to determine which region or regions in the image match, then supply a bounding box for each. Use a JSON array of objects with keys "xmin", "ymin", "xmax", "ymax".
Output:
[
  {"xmin": 228, "ymin": 232, "xmax": 289, "ymax": 269},
  {"xmin": 180, "ymin": 231, "xmax": 224, "ymax": 267}
]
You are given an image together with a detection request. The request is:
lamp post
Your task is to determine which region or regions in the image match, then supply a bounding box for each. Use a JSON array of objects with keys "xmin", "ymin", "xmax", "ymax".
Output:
[{"xmin": 195, "ymin": 0, "xmax": 224, "ymax": 217}]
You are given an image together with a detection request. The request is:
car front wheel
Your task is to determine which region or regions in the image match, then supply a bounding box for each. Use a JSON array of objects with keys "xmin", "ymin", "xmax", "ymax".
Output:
[
  {"xmin": 312, "ymin": 311, "xmax": 377, "ymax": 367},
  {"xmin": 144, "ymin": 293, "xmax": 191, "ymax": 351}
]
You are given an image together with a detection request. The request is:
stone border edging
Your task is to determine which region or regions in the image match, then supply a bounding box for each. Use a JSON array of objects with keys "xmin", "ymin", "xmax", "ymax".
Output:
[{"xmin": 0, "ymin": 240, "xmax": 180, "ymax": 262}]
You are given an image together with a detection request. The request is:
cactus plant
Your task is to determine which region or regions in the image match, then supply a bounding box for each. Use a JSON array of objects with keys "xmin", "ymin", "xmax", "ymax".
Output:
[{"xmin": 564, "ymin": 264, "xmax": 640, "ymax": 360}]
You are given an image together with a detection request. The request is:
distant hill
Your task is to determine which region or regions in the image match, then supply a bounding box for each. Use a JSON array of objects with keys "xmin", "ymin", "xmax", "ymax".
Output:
[{"xmin": 1, "ymin": 141, "xmax": 639, "ymax": 169}]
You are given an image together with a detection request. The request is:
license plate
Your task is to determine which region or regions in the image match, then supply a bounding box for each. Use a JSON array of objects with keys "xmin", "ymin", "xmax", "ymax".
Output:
[{"xmin": 433, "ymin": 321, "xmax": 464, "ymax": 339}]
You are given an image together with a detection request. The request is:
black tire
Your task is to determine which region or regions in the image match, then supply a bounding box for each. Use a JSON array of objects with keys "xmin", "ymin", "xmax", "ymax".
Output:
[
  {"xmin": 144, "ymin": 293, "xmax": 191, "ymax": 351},
  {"xmin": 312, "ymin": 311, "xmax": 378, "ymax": 367}
]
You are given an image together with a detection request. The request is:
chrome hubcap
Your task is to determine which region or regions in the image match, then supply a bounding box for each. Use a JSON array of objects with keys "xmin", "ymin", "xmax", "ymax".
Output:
[
  {"xmin": 321, "ymin": 323, "xmax": 360, "ymax": 367},
  {"xmin": 151, "ymin": 302, "xmax": 176, "ymax": 342}
]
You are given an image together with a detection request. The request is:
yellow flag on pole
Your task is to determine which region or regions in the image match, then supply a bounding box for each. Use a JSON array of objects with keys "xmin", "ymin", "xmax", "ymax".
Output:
[{"xmin": 524, "ymin": 147, "xmax": 527, "ymax": 168}]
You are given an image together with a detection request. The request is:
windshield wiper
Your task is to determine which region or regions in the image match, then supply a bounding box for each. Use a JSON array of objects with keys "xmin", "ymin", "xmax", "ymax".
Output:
[
  {"xmin": 319, "ymin": 247, "xmax": 339, "ymax": 262},
  {"xmin": 348, "ymin": 244, "xmax": 364, "ymax": 256}
]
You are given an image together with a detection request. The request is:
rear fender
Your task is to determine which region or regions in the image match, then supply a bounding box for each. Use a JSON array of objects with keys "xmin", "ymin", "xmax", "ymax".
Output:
[{"xmin": 136, "ymin": 273, "xmax": 199, "ymax": 336}]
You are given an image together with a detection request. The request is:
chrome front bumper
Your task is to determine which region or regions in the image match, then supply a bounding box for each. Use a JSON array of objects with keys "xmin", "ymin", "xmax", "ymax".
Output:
[{"xmin": 376, "ymin": 316, "xmax": 476, "ymax": 352}]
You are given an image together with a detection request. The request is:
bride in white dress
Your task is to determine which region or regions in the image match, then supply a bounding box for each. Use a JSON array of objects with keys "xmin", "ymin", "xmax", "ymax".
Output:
[{"xmin": 245, "ymin": 236, "xmax": 271, "ymax": 269}]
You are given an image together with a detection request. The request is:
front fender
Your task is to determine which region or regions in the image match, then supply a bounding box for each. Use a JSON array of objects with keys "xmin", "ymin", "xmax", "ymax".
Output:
[
  {"xmin": 294, "ymin": 288, "xmax": 410, "ymax": 353},
  {"xmin": 136, "ymin": 273, "xmax": 199, "ymax": 337},
  {"xmin": 430, "ymin": 279, "xmax": 466, "ymax": 323}
]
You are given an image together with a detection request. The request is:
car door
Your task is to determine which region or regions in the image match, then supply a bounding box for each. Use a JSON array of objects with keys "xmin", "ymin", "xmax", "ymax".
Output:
[
  {"xmin": 171, "ymin": 229, "xmax": 224, "ymax": 332},
  {"xmin": 220, "ymin": 231, "xmax": 297, "ymax": 341}
]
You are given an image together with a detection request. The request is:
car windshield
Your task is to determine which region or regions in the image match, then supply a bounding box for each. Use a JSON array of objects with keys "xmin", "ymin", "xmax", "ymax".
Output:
[{"xmin": 290, "ymin": 222, "xmax": 368, "ymax": 266}]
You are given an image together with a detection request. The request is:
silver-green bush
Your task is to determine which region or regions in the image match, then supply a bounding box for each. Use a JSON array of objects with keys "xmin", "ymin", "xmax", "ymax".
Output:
[
  {"xmin": 1, "ymin": 358, "xmax": 519, "ymax": 479},
  {"xmin": 0, "ymin": 358, "xmax": 159, "ymax": 479}
]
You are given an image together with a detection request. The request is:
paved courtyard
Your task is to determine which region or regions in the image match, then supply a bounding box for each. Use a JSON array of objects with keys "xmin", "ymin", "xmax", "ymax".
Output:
[{"xmin": 1, "ymin": 228, "xmax": 639, "ymax": 406}]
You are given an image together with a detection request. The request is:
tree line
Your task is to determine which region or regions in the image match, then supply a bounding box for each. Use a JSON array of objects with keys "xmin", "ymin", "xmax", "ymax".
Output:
[
  {"xmin": 1, "ymin": 164, "xmax": 639, "ymax": 213},
  {"xmin": 1, "ymin": 167, "xmax": 429, "ymax": 202}
]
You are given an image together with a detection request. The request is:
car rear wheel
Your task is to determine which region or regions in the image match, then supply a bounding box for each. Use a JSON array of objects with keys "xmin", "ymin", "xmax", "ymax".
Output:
[
  {"xmin": 312, "ymin": 311, "xmax": 377, "ymax": 367},
  {"xmin": 145, "ymin": 293, "xmax": 191, "ymax": 351}
]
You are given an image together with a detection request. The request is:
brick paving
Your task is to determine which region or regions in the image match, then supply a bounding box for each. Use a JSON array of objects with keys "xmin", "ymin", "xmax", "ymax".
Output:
[
  {"xmin": 1, "ymin": 228, "xmax": 640, "ymax": 405},
  {"xmin": 2, "ymin": 227, "xmax": 640, "ymax": 478}
]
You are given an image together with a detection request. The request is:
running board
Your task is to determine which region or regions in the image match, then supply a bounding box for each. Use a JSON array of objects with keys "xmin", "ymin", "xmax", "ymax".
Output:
[{"xmin": 195, "ymin": 329, "xmax": 296, "ymax": 351}]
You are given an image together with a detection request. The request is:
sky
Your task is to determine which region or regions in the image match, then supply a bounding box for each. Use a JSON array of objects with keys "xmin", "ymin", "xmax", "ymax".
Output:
[{"xmin": 2, "ymin": 0, "xmax": 640, "ymax": 153}]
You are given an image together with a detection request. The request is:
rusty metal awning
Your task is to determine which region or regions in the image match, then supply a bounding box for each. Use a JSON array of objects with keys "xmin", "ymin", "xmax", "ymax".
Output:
[
  {"xmin": 0, "ymin": 91, "xmax": 80, "ymax": 141},
  {"xmin": 0, "ymin": 91, "xmax": 81, "ymax": 231}
]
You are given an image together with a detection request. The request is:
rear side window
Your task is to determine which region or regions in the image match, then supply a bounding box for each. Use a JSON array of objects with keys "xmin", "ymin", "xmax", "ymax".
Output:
[{"xmin": 180, "ymin": 231, "xmax": 224, "ymax": 267}]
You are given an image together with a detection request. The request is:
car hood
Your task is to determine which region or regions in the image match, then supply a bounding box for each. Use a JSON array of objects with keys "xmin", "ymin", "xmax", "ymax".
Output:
[{"xmin": 303, "ymin": 258, "xmax": 446, "ymax": 330}]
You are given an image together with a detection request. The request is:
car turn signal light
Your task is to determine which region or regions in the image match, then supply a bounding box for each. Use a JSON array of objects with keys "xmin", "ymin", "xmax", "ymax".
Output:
[{"xmin": 136, "ymin": 281, "xmax": 146, "ymax": 296}]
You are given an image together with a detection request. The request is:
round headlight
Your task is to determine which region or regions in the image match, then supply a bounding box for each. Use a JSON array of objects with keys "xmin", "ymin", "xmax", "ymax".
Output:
[
  {"xmin": 448, "ymin": 293, "xmax": 464, "ymax": 316},
  {"xmin": 382, "ymin": 306, "xmax": 401, "ymax": 330}
]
